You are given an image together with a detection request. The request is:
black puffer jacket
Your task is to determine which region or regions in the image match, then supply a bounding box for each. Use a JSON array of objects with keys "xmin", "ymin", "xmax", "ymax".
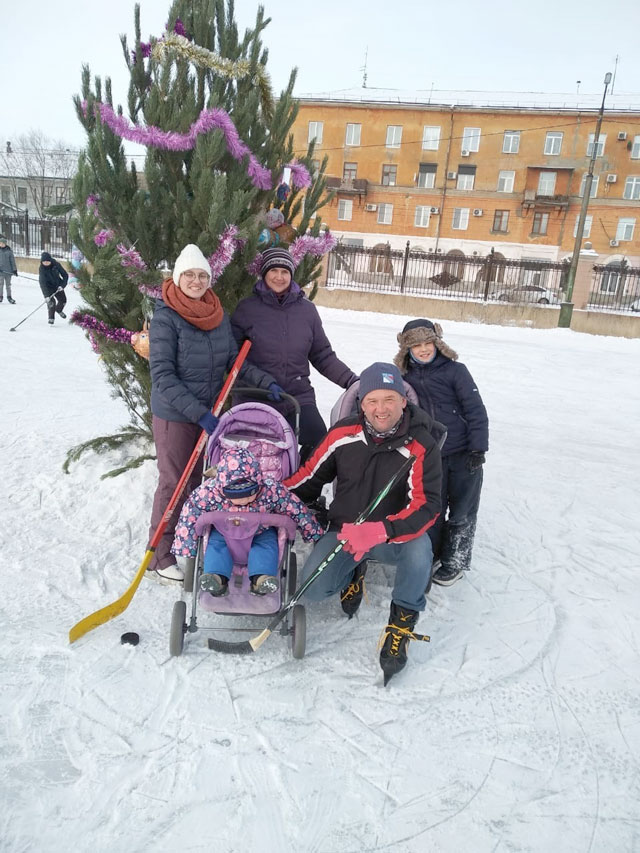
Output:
[
  {"xmin": 0, "ymin": 245, "xmax": 17, "ymax": 275},
  {"xmin": 38, "ymin": 253, "xmax": 68, "ymax": 297},
  {"xmin": 149, "ymin": 299, "xmax": 275, "ymax": 424}
]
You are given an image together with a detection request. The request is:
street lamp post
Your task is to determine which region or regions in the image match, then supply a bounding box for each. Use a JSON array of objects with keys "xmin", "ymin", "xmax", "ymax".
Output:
[{"xmin": 558, "ymin": 71, "xmax": 612, "ymax": 328}]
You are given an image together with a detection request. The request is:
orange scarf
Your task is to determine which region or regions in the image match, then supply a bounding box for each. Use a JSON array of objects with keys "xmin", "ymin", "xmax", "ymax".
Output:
[{"xmin": 162, "ymin": 278, "xmax": 224, "ymax": 331}]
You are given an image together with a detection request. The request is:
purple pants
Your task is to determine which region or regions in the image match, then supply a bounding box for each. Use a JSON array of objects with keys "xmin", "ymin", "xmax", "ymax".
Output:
[{"xmin": 148, "ymin": 416, "xmax": 203, "ymax": 571}]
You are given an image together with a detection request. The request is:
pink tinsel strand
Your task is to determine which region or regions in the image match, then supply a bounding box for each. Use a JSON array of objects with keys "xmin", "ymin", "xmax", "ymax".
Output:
[
  {"xmin": 95, "ymin": 103, "xmax": 272, "ymax": 190},
  {"xmin": 116, "ymin": 243, "xmax": 148, "ymax": 270},
  {"xmin": 289, "ymin": 231, "xmax": 337, "ymax": 266},
  {"xmin": 207, "ymin": 225, "xmax": 240, "ymax": 283},
  {"xmin": 173, "ymin": 18, "xmax": 188, "ymax": 37},
  {"xmin": 71, "ymin": 311, "xmax": 134, "ymax": 344},
  {"xmin": 247, "ymin": 254, "xmax": 264, "ymax": 277},
  {"xmin": 94, "ymin": 229, "xmax": 115, "ymax": 247},
  {"xmin": 88, "ymin": 332, "xmax": 101, "ymax": 354},
  {"xmin": 86, "ymin": 194, "xmax": 100, "ymax": 216},
  {"xmin": 287, "ymin": 160, "xmax": 312, "ymax": 189},
  {"xmin": 138, "ymin": 283, "xmax": 163, "ymax": 299}
]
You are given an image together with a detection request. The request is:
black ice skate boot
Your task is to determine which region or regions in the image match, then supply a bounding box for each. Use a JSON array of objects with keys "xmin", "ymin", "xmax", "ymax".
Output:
[
  {"xmin": 379, "ymin": 602, "xmax": 430, "ymax": 686},
  {"xmin": 340, "ymin": 561, "xmax": 368, "ymax": 618}
]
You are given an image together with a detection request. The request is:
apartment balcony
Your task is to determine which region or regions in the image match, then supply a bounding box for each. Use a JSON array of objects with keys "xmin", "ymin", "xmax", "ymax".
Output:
[
  {"xmin": 522, "ymin": 189, "xmax": 570, "ymax": 209},
  {"xmin": 325, "ymin": 177, "xmax": 369, "ymax": 197}
]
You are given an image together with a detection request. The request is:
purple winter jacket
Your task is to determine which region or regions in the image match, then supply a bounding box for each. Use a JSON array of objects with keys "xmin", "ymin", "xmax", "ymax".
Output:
[{"xmin": 231, "ymin": 279, "xmax": 357, "ymax": 408}]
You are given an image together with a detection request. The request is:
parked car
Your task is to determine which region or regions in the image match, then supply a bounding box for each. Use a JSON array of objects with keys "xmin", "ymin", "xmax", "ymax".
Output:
[
  {"xmin": 494, "ymin": 285, "xmax": 561, "ymax": 305},
  {"xmin": 630, "ymin": 297, "xmax": 640, "ymax": 312}
]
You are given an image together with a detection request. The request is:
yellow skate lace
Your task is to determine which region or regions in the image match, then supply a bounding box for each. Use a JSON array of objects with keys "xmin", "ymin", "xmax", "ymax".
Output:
[
  {"xmin": 378, "ymin": 622, "xmax": 431, "ymax": 656},
  {"xmin": 340, "ymin": 576, "xmax": 368, "ymax": 605}
]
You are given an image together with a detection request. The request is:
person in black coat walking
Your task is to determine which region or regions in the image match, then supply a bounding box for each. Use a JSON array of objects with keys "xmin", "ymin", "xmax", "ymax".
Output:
[
  {"xmin": 0, "ymin": 235, "xmax": 18, "ymax": 303},
  {"xmin": 39, "ymin": 252, "xmax": 68, "ymax": 324},
  {"xmin": 395, "ymin": 319, "xmax": 489, "ymax": 587}
]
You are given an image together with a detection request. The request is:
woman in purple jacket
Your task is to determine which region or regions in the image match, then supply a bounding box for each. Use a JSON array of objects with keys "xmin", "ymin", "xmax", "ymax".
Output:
[{"xmin": 231, "ymin": 247, "xmax": 357, "ymax": 462}]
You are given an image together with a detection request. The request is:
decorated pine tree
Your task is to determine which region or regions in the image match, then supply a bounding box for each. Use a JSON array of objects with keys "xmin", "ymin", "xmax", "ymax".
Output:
[{"xmin": 66, "ymin": 0, "xmax": 333, "ymax": 477}]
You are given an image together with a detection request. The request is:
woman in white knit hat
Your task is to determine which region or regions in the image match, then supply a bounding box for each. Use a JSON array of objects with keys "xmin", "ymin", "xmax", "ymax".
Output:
[{"xmin": 147, "ymin": 244, "xmax": 276, "ymax": 583}]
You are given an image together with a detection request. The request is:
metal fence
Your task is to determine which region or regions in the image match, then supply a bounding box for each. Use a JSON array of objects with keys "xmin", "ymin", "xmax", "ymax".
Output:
[
  {"xmin": 0, "ymin": 212, "xmax": 72, "ymax": 259},
  {"xmin": 326, "ymin": 243, "xmax": 569, "ymax": 306},
  {"xmin": 590, "ymin": 262, "xmax": 640, "ymax": 313}
]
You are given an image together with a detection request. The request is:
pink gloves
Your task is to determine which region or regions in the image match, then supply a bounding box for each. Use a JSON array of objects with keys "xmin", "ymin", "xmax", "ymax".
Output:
[{"xmin": 338, "ymin": 521, "xmax": 387, "ymax": 561}]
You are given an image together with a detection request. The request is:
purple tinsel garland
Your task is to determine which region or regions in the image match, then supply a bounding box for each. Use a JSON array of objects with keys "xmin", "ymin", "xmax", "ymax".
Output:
[
  {"xmin": 95, "ymin": 103, "xmax": 272, "ymax": 190},
  {"xmin": 71, "ymin": 311, "xmax": 134, "ymax": 344},
  {"xmin": 208, "ymin": 225, "xmax": 241, "ymax": 283},
  {"xmin": 116, "ymin": 243, "xmax": 147, "ymax": 270},
  {"xmin": 94, "ymin": 229, "xmax": 115, "ymax": 247},
  {"xmin": 289, "ymin": 231, "xmax": 337, "ymax": 266},
  {"xmin": 287, "ymin": 160, "xmax": 312, "ymax": 190},
  {"xmin": 86, "ymin": 194, "xmax": 100, "ymax": 217},
  {"xmin": 138, "ymin": 283, "xmax": 163, "ymax": 299}
]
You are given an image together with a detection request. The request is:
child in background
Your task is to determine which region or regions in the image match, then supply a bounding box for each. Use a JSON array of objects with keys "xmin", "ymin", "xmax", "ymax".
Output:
[{"xmin": 172, "ymin": 447, "xmax": 324, "ymax": 596}]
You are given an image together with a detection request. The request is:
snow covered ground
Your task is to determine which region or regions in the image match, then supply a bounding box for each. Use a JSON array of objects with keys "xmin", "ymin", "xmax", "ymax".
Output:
[{"xmin": 2, "ymin": 275, "xmax": 640, "ymax": 853}]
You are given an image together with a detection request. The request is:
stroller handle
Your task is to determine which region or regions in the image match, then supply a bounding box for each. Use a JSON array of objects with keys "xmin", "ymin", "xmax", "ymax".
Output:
[{"xmin": 233, "ymin": 386, "xmax": 300, "ymax": 438}]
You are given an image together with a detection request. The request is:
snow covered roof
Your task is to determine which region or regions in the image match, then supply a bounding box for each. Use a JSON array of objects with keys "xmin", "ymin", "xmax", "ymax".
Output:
[{"xmin": 296, "ymin": 86, "xmax": 640, "ymax": 114}]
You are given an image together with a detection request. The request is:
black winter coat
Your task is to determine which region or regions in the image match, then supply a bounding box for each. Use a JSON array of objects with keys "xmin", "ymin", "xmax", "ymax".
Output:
[
  {"xmin": 404, "ymin": 352, "xmax": 489, "ymax": 456},
  {"xmin": 285, "ymin": 404, "xmax": 442, "ymax": 542},
  {"xmin": 39, "ymin": 260, "xmax": 68, "ymax": 297},
  {"xmin": 149, "ymin": 299, "xmax": 275, "ymax": 424},
  {"xmin": 0, "ymin": 245, "xmax": 17, "ymax": 275}
]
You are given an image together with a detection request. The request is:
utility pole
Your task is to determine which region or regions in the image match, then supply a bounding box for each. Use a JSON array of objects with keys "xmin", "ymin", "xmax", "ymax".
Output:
[{"xmin": 558, "ymin": 71, "xmax": 612, "ymax": 328}]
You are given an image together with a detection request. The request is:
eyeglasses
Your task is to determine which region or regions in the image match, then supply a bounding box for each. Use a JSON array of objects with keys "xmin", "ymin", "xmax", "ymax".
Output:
[{"xmin": 182, "ymin": 271, "xmax": 211, "ymax": 283}]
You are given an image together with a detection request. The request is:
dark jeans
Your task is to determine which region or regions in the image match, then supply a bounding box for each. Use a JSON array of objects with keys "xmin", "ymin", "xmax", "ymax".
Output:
[
  {"xmin": 428, "ymin": 450, "xmax": 483, "ymax": 573},
  {"xmin": 0, "ymin": 273, "xmax": 12, "ymax": 299},
  {"xmin": 287, "ymin": 404, "xmax": 328, "ymax": 464},
  {"xmin": 47, "ymin": 289, "xmax": 67, "ymax": 320},
  {"xmin": 148, "ymin": 416, "xmax": 203, "ymax": 571}
]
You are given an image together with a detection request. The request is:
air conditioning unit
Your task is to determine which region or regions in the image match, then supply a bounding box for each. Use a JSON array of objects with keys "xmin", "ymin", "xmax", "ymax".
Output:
[
  {"xmin": 473, "ymin": 208, "xmax": 483, "ymax": 216},
  {"xmin": 461, "ymin": 149, "xmax": 470, "ymax": 157},
  {"xmin": 618, "ymin": 131, "xmax": 628, "ymax": 141},
  {"xmin": 446, "ymin": 171, "xmax": 457, "ymax": 180},
  {"xmin": 364, "ymin": 203, "xmax": 377, "ymax": 212},
  {"xmin": 606, "ymin": 174, "xmax": 617, "ymax": 183},
  {"xmin": 609, "ymin": 239, "xmax": 620, "ymax": 247},
  {"xmin": 430, "ymin": 206, "xmax": 440, "ymax": 215}
]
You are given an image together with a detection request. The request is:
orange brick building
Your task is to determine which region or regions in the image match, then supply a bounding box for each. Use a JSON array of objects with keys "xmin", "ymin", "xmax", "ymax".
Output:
[{"xmin": 291, "ymin": 91, "xmax": 640, "ymax": 265}]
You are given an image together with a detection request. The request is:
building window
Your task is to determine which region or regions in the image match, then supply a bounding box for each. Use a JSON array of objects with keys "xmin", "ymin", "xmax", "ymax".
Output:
[
  {"xmin": 537, "ymin": 171, "xmax": 557, "ymax": 196},
  {"xmin": 531, "ymin": 212, "xmax": 549, "ymax": 235},
  {"xmin": 56, "ymin": 186, "xmax": 66, "ymax": 203},
  {"xmin": 461, "ymin": 127, "xmax": 481, "ymax": 153},
  {"xmin": 385, "ymin": 126, "xmax": 402, "ymax": 148},
  {"xmin": 631, "ymin": 136, "xmax": 640, "ymax": 159},
  {"xmin": 579, "ymin": 174, "xmax": 599, "ymax": 198},
  {"xmin": 381, "ymin": 164, "xmax": 397, "ymax": 186},
  {"xmin": 616, "ymin": 218, "xmax": 636, "ymax": 241},
  {"xmin": 308, "ymin": 121, "xmax": 323, "ymax": 144},
  {"xmin": 422, "ymin": 126, "xmax": 440, "ymax": 150},
  {"xmin": 586, "ymin": 133, "xmax": 606, "ymax": 157},
  {"xmin": 497, "ymin": 170, "xmax": 515, "ymax": 192},
  {"xmin": 343, "ymin": 162, "xmax": 357, "ymax": 182},
  {"xmin": 417, "ymin": 163, "xmax": 436, "ymax": 188},
  {"xmin": 17, "ymin": 187, "xmax": 27, "ymax": 205},
  {"xmin": 337, "ymin": 199, "xmax": 353, "ymax": 221},
  {"xmin": 414, "ymin": 206, "xmax": 431, "ymax": 228},
  {"xmin": 452, "ymin": 208, "xmax": 469, "ymax": 230},
  {"xmin": 544, "ymin": 132, "xmax": 563, "ymax": 155},
  {"xmin": 503, "ymin": 131, "xmax": 520, "ymax": 153},
  {"xmin": 623, "ymin": 176, "xmax": 640, "ymax": 200},
  {"xmin": 573, "ymin": 215, "xmax": 593, "ymax": 238},
  {"xmin": 1, "ymin": 186, "xmax": 10, "ymax": 203},
  {"xmin": 492, "ymin": 210, "xmax": 510, "ymax": 232},
  {"xmin": 456, "ymin": 165, "xmax": 476, "ymax": 190},
  {"xmin": 377, "ymin": 203, "xmax": 393, "ymax": 224},
  {"xmin": 345, "ymin": 123, "xmax": 361, "ymax": 146}
]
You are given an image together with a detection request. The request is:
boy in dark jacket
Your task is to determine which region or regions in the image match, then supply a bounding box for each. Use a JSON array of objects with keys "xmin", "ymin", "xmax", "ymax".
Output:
[
  {"xmin": 0, "ymin": 235, "xmax": 18, "ymax": 303},
  {"xmin": 395, "ymin": 319, "xmax": 489, "ymax": 587},
  {"xmin": 39, "ymin": 251, "xmax": 68, "ymax": 325},
  {"xmin": 284, "ymin": 362, "xmax": 442, "ymax": 684}
]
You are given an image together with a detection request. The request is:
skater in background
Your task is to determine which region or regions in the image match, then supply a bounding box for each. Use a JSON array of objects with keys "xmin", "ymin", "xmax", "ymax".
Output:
[
  {"xmin": 39, "ymin": 251, "xmax": 68, "ymax": 324},
  {"xmin": 395, "ymin": 319, "xmax": 489, "ymax": 587},
  {"xmin": 172, "ymin": 448, "xmax": 324, "ymax": 597},
  {"xmin": 231, "ymin": 247, "xmax": 358, "ymax": 462},
  {"xmin": 148, "ymin": 243, "xmax": 278, "ymax": 584},
  {"xmin": 0, "ymin": 235, "xmax": 18, "ymax": 304}
]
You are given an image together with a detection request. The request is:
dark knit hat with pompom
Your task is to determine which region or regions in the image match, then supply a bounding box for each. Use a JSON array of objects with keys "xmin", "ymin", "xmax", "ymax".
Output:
[{"xmin": 260, "ymin": 247, "xmax": 295, "ymax": 279}]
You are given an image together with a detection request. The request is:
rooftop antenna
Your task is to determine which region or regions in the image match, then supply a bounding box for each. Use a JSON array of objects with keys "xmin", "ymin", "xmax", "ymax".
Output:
[
  {"xmin": 360, "ymin": 46, "xmax": 368, "ymax": 88},
  {"xmin": 611, "ymin": 54, "xmax": 619, "ymax": 94}
]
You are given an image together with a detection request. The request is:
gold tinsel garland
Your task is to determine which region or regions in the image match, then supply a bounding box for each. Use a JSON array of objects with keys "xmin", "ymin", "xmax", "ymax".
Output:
[{"xmin": 152, "ymin": 34, "xmax": 274, "ymax": 119}]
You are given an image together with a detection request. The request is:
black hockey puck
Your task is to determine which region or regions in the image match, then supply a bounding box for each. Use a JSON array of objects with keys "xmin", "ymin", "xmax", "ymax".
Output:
[{"xmin": 120, "ymin": 632, "xmax": 140, "ymax": 646}]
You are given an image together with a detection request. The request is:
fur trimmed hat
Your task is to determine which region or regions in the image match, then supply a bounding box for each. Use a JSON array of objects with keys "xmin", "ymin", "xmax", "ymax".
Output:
[
  {"xmin": 393, "ymin": 318, "xmax": 458, "ymax": 374},
  {"xmin": 358, "ymin": 362, "xmax": 406, "ymax": 401},
  {"xmin": 260, "ymin": 247, "xmax": 295, "ymax": 279},
  {"xmin": 172, "ymin": 244, "xmax": 211, "ymax": 283}
]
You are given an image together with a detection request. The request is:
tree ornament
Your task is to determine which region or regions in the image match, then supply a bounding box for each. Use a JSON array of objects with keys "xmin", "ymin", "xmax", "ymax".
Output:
[
  {"xmin": 130, "ymin": 321, "xmax": 150, "ymax": 359},
  {"xmin": 257, "ymin": 228, "xmax": 280, "ymax": 249},
  {"xmin": 276, "ymin": 182, "xmax": 290, "ymax": 203},
  {"xmin": 265, "ymin": 208, "xmax": 285, "ymax": 230},
  {"xmin": 274, "ymin": 223, "xmax": 298, "ymax": 244}
]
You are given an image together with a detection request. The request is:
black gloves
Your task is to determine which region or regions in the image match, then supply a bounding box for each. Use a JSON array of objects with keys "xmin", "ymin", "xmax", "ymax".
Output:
[{"xmin": 466, "ymin": 451, "xmax": 486, "ymax": 473}]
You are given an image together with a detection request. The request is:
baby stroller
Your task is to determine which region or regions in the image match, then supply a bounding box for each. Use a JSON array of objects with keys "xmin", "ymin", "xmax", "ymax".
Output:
[{"xmin": 169, "ymin": 388, "xmax": 307, "ymax": 658}]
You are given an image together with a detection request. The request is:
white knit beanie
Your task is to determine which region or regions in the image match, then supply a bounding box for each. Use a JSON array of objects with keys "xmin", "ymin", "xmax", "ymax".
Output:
[{"xmin": 172, "ymin": 244, "xmax": 211, "ymax": 283}]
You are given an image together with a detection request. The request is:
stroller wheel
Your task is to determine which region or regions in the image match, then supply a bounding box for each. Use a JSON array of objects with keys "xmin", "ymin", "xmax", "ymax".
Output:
[
  {"xmin": 290, "ymin": 604, "xmax": 306, "ymax": 659},
  {"xmin": 170, "ymin": 600, "xmax": 187, "ymax": 657}
]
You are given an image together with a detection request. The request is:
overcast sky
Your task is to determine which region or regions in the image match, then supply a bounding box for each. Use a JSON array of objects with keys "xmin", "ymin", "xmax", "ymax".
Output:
[{"xmin": 3, "ymin": 0, "xmax": 639, "ymax": 151}]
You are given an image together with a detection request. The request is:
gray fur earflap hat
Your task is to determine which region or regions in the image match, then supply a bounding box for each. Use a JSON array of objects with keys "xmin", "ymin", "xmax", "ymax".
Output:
[{"xmin": 393, "ymin": 318, "xmax": 458, "ymax": 374}]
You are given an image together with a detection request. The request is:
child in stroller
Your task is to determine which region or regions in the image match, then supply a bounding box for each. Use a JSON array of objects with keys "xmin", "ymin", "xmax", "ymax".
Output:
[{"xmin": 172, "ymin": 446, "xmax": 324, "ymax": 597}]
